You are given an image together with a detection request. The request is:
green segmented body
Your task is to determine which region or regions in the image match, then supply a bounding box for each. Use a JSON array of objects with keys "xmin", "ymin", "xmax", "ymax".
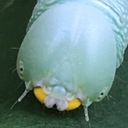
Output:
[{"xmin": 16, "ymin": 0, "xmax": 128, "ymax": 120}]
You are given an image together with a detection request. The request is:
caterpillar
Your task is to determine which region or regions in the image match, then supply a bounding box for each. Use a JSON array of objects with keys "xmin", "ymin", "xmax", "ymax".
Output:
[{"xmin": 16, "ymin": 0, "xmax": 128, "ymax": 121}]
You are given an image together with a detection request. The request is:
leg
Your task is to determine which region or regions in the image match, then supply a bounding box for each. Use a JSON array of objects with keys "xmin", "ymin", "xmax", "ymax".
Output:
[{"xmin": 84, "ymin": 106, "xmax": 89, "ymax": 121}]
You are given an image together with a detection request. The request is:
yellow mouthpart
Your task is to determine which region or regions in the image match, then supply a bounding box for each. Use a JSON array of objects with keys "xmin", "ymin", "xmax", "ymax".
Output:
[
  {"xmin": 34, "ymin": 87, "xmax": 81, "ymax": 110},
  {"xmin": 34, "ymin": 87, "xmax": 48, "ymax": 103},
  {"xmin": 66, "ymin": 98, "xmax": 81, "ymax": 110}
]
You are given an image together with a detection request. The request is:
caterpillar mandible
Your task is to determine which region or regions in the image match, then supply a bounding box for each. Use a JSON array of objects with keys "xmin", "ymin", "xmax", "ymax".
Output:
[{"xmin": 16, "ymin": 0, "xmax": 128, "ymax": 121}]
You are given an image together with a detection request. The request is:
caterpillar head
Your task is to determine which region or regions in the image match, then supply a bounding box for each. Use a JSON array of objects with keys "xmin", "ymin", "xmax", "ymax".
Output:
[{"xmin": 16, "ymin": 2, "xmax": 117, "ymax": 120}]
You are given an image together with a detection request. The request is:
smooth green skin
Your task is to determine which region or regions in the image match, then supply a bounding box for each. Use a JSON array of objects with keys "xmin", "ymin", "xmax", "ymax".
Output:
[
  {"xmin": 1, "ymin": 0, "xmax": 128, "ymax": 127},
  {"xmin": 17, "ymin": 2, "xmax": 117, "ymax": 106},
  {"xmin": 28, "ymin": 0, "xmax": 128, "ymax": 67},
  {"xmin": 16, "ymin": 0, "xmax": 128, "ymax": 107}
]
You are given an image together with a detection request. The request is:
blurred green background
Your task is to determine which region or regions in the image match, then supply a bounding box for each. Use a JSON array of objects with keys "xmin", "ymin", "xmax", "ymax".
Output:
[{"xmin": 0, "ymin": 0, "xmax": 128, "ymax": 128}]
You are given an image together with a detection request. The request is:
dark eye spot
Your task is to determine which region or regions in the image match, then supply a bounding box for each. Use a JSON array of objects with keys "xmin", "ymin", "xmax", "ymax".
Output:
[
  {"xmin": 20, "ymin": 73, "xmax": 23, "ymax": 76},
  {"xmin": 20, "ymin": 68, "xmax": 23, "ymax": 71},
  {"xmin": 101, "ymin": 92, "xmax": 104, "ymax": 95},
  {"xmin": 98, "ymin": 92, "xmax": 104, "ymax": 100}
]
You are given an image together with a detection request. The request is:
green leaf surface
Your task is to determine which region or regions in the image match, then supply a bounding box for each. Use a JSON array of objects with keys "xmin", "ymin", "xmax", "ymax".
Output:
[{"xmin": 0, "ymin": 0, "xmax": 128, "ymax": 128}]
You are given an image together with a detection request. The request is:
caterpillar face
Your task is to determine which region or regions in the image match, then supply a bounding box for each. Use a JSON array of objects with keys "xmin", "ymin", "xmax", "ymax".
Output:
[
  {"xmin": 17, "ymin": 55, "xmax": 82, "ymax": 110},
  {"xmin": 16, "ymin": 1, "xmax": 128, "ymax": 121},
  {"xmin": 17, "ymin": 59, "xmax": 81, "ymax": 110},
  {"xmin": 17, "ymin": 3, "xmax": 116, "ymax": 111},
  {"xmin": 17, "ymin": 57, "xmax": 110, "ymax": 111}
]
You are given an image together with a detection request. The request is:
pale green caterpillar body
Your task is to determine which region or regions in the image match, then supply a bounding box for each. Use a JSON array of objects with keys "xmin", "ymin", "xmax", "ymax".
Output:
[{"xmin": 16, "ymin": 0, "xmax": 128, "ymax": 121}]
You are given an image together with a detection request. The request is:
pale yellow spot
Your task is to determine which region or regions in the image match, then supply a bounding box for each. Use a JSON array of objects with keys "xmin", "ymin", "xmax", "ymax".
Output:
[
  {"xmin": 34, "ymin": 87, "xmax": 47, "ymax": 104},
  {"xmin": 66, "ymin": 98, "xmax": 81, "ymax": 110}
]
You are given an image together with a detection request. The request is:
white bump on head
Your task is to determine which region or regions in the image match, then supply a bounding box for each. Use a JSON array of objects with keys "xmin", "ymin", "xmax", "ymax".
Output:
[
  {"xmin": 43, "ymin": 86, "xmax": 52, "ymax": 94},
  {"xmin": 66, "ymin": 92, "xmax": 74, "ymax": 101},
  {"xmin": 56, "ymin": 99, "xmax": 68, "ymax": 111},
  {"xmin": 32, "ymin": 80, "xmax": 43, "ymax": 87},
  {"xmin": 49, "ymin": 78, "xmax": 58, "ymax": 85},
  {"xmin": 52, "ymin": 86, "xmax": 67, "ymax": 99},
  {"xmin": 76, "ymin": 92, "xmax": 84, "ymax": 101},
  {"xmin": 44, "ymin": 95, "xmax": 55, "ymax": 108}
]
